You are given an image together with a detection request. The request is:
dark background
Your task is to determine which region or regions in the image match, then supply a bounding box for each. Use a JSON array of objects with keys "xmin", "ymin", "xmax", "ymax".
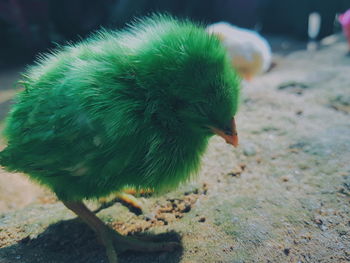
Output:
[{"xmin": 0, "ymin": 0, "xmax": 349, "ymax": 68}]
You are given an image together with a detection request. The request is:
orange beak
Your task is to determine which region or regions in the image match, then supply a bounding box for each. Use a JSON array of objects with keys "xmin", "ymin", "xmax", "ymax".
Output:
[{"xmin": 210, "ymin": 117, "xmax": 239, "ymax": 147}]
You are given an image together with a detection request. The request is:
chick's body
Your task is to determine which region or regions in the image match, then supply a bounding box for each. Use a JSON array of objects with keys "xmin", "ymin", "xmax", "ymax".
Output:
[{"xmin": 1, "ymin": 16, "xmax": 240, "ymax": 202}]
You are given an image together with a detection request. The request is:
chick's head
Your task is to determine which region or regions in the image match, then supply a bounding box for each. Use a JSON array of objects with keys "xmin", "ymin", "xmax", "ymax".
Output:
[{"xmin": 133, "ymin": 19, "xmax": 240, "ymax": 145}]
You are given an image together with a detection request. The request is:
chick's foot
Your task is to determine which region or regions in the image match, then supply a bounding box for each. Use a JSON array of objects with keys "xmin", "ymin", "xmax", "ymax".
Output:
[{"xmin": 62, "ymin": 201, "xmax": 179, "ymax": 263}]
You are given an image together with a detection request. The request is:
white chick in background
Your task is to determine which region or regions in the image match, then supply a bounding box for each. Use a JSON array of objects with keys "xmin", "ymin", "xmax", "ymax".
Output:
[{"xmin": 207, "ymin": 22, "xmax": 272, "ymax": 80}]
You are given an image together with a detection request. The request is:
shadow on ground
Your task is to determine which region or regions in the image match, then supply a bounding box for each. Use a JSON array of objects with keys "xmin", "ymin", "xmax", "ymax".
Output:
[{"xmin": 0, "ymin": 218, "xmax": 183, "ymax": 263}]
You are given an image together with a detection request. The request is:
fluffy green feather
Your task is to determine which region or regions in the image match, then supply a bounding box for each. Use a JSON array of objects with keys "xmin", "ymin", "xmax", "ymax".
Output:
[{"xmin": 0, "ymin": 15, "xmax": 240, "ymax": 201}]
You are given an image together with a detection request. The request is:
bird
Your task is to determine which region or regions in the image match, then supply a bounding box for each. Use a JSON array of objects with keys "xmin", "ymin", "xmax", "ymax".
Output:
[
  {"xmin": 0, "ymin": 15, "xmax": 240, "ymax": 262},
  {"xmin": 339, "ymin": 9, "xmax": 350, "ymax": 52},
  {"xmin": 206, "ymin": 22, "xmax": 272, "ymax": 80}
]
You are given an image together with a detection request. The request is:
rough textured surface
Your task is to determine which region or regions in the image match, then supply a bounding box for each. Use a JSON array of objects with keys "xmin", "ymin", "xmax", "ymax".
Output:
[{"xmin": 0, "ymin": 36, "xmax": 350, "ymax": 263}]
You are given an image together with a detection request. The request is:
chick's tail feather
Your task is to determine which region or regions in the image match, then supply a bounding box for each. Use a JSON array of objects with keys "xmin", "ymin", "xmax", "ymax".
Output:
[{"xmin": 0, "ymin": 148, "xmax": 13, "ymax": 170}]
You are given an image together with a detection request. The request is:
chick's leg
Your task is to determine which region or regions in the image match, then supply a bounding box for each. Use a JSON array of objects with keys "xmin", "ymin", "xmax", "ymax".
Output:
[
  {"xmin": 63, "ymin": 201, "xmax": 118, "ymax": 263},
  {"xmin": 62, "ymin": 201, "xmax": 179, "ymax": 263}
]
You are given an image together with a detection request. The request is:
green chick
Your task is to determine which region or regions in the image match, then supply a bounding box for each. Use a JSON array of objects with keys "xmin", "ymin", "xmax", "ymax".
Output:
[{"xmin": 0, "ymin": 15, "xmax": 240, "ymax": 262}]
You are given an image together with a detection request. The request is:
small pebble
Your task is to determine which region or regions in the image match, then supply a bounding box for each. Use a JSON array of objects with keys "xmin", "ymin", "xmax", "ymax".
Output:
[
  {"xmin": 228, "ymin": 166, "xmax": 243, "ymax": 177},
  {"xmin": 283, "ymin": 248, "xmax": 290, "ymax": 256},
  {"xmin": 281, "ymin": 176, "xmax": 289, "ymax": 182},
  {"xmin": 243, "ymin": 143, "xmax": 257, "ymax": 156},
  {"xmin": 198, "ymin": 217, "xmax": 206, "ymax": 223}
]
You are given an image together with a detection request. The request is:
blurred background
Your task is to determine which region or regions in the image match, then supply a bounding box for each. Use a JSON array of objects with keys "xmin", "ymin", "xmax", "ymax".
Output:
[{"xmin": 1, "ymin": 0, "xmax": 350, "ymax": 68}]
